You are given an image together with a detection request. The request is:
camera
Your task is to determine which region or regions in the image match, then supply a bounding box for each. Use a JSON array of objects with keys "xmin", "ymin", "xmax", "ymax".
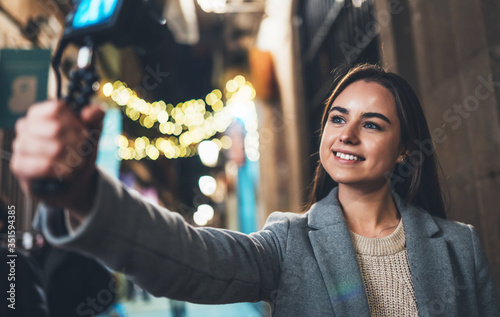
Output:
[{"xmin": 63, "ymin": 0, "xmax": 166, "ymax": 49}]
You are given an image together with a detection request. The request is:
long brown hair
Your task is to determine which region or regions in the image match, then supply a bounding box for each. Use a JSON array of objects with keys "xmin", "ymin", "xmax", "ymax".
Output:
[{"xmin": 305, "ymin": 64, "xmax": 447, "ymax": 219}]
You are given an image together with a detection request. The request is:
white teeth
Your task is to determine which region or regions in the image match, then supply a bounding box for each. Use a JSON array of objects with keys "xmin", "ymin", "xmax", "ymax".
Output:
[{"xmin": 335, "ymin": 152, "xmax": 361, "ymax": 161}]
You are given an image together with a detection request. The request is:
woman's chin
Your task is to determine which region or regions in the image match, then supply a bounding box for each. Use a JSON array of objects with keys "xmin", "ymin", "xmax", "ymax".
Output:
[{"xmin": 334, "ymin": 178, "xmax": 389, "ymax": 190}]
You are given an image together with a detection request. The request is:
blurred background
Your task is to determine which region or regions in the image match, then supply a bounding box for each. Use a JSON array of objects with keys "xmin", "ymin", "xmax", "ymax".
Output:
[{"xmin": 0, "ymin": 0, "xmax": 499, "ymax": 316}]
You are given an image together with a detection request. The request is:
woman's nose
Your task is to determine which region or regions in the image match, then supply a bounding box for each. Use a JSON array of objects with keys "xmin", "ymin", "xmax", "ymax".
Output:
[{"xmin": 339, "ymin": 124, "xmax": 359, "ymax": 144}]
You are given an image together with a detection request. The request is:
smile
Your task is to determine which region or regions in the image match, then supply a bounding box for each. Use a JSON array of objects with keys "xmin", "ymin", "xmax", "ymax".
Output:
[{"xmin": 334, "ymin": 151, "xmax": 364, "ymax": 161}]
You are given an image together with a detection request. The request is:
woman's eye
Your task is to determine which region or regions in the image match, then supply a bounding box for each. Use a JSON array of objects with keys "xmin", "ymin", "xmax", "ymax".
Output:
[
  {"xmin": 330, "ymin": 116, "xmax": 345, "ymax": 124},
  {"xmin": 364, "ymin": 122, "xmax": 381, "ymax": 130}
]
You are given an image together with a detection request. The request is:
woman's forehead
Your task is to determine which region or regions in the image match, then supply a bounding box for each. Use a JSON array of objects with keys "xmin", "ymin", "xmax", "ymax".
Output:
[{"xmin": 331, "ymin": 80, "xmax": 397, "ymax": 116}]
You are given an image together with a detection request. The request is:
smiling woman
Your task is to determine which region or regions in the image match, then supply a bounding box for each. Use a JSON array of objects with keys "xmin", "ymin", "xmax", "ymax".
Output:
[
  {"xmin": 11, "ymin": 64, "xmax": 500, "ymax": 317},
  {"xmin": 320, "ymin": 81, "xmax": 404, "ymax": 197},
  {"xmin": 308, "ymin": 65, "xmax": 446, "ymax": 220}
]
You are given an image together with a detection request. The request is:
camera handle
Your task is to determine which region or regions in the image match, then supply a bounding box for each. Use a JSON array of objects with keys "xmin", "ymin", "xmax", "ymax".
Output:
[{"xmin": 31, "ymin": 44, "xmax": 99, "ymax": 196}]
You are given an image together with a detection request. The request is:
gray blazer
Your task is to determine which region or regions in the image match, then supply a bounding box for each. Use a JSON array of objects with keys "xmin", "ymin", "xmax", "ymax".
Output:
[{"xmin": 36, "ymin": 170, "xmax": 500, "ymax": 316}]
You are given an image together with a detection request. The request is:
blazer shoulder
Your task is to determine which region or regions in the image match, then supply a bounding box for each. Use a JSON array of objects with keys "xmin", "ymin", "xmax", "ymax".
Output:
[
  {"xmin": 264, "ymin": 211, "xmax": 309, "ymax": 229},
  {"xmin": 431, "ymin": 216, "xmax": 478, "ymax": 249},
  {"xmin": 432, "ymin": 216, "xmax": 472, "ymax": 237},
  {"xmin": 433, "ymin": 216, "xmax": 470, "ymax": 232}
]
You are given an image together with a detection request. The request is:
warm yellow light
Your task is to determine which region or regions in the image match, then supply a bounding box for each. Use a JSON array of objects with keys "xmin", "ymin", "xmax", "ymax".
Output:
[
  {"xmin": 196, "ymin": 99, "xmax": 206, "ymax": 109},
  {"xmin": 247, "ymin": 131, "xmax": 259, "ymax": 140},
  {"xmin": 130, "ymin": 109, "xmax": 140, "ymax": 121},
  {"xmin": 117, "ymin": 89, "xmax": 130, "ymax": 106},
  {"xmin": 135, "ymin": 138, "xmax": 146, "ymax": 150},
  {"xmin": 137, "ymin": 100, "xmax": 148, "ymax": 113},
  {"xmin": 198, "ymin": 140, "xmax": 219, "ymax": 167},
  {"xmin": 212, "ymin": 100, "xmax": 224, "ymax": 111},
  {"xmin": 221, "ymin": 136, "xmax": 232, "ymax": 149},
  {"xmin": 126, "ymin": 148, "xmax": 134, "ymax": 160},
  {"xmin": 193, "ymin": 211, "xmax": 208, "ymax": 226},
  {"xmin": 134, "ymin": 150, "xmax": 142, "ymax": 160},
  {"xmin": 199, "ymin": 175, "xmax": 217, "ymax": 196},
  {"xmin": 103, "ymin": 83, "xmax": 113, "ymax": 97},
  {"xmin": 104, "ymin": 77, "xmax": 259, "ymax": 161},
  {"xmin": 234, "ymin": 75, "xmax": 246, "ymax": 87},
  {"xmin": 174, "ymin": 111, "xmax": 185, "ymax": 124},
  {"xmin": 179, "ymin": 146, "xmax": 187, "ymax": 157},
  {"xmin": 118, "ymin": 148, "xmax": 126, "ymax": 159},
  {"xmin": 113, "ymin": 81, "xmax": 122, "ymax": 89},
  {"xmin": 238, "ymin": 85, "xmax": 253, "ymax": 100},
  {"xmin": 150, "ymin": 102, "xmax": 161, "ymax": 115},
  {"xmin": 156, "ymin": 138, "xmax": 166, "ymax": 151},
  {"xmin": 173, "ymin": 124, "xmax": 183, "ymax": 136},
  {"xmin": 213, "ymin": 89, "xmax": 222, "ymax": 99},
  {"xmin": 212, "ymin": 138, "xmax": 222, "ymax": 150},
  {"xmin": 226, "ymin": 80, "xmax": 238, "ymax": 92},
  {"xmin": 167, "ymin": 122, "xmax": 174, "ymax": 134},
  {"xmin": 111, "ymin": 90, "xmax": 119, "ymax": 102},
  {"xmin": 116, "ymin": 135, "xmax": 129, "ymax": 148},
  {"xmin": 245, "ymin": 120, "xmax": 258, "ymax": 131},
  {"xmin": 250, "ymin": 87, "xmax": 256, "ymax": 100},
  {"xmin": 247, "ymin": 150, "xmax": 260, "ymax": 162},
  {"xmin": 206, "ymin": 92, "xmax": 217, "ymax": 106},
  {"xmin": 144, "ymin": 116, "xmax": 154, "ymax": 129},
  {"xmin": 159, "ymin": 123, "xmax": 168, "ymax": 134},
  {"xmin": 352, "ymin": 0, "xmax": 363, "ymax": 7},
  {"xmin": 146, "ymin": 145, "xmax": 160, "ymax": 160},
  {"xmin": 166, "ymin": 103, "xmax": 174, "ymax": 114},
  {"xmin": 193, "ymin": 204, "xmax": 215, "ymax": 226}
]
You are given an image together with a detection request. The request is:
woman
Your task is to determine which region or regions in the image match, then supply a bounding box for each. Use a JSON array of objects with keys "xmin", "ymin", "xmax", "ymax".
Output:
[{"xmin": 11, "ymin": 64, "xmax": 499, "ymax": 316}]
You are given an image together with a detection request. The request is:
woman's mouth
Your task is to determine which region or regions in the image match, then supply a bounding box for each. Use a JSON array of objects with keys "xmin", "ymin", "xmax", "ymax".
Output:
[{"xmin": 334, "ymin": 151, "xmax": 365, "ymax": 161}]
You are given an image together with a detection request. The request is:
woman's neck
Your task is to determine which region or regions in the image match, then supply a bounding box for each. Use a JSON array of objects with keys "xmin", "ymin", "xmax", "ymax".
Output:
[{"xmin": 338, "ymin": 183, "xmax": 400, "ymax": 238}]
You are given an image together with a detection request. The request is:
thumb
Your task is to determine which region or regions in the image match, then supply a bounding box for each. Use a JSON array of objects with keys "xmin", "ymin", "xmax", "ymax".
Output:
[{"xmin": 80, "ymin": 104, "xmax": 105, "ymax": 133}]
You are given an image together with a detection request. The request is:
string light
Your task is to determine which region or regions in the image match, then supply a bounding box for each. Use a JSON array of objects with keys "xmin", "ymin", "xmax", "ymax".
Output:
[
  {"xmin": 197, "ymin": 0, "xmax": 226, "ymax": 13},
  {"xmin": 224, "ymin": 78, "xmax": 260, "ymax": 161},
  {"xmin": 105, "ymin": 75, "xmax": 256, "ymax": 161}
]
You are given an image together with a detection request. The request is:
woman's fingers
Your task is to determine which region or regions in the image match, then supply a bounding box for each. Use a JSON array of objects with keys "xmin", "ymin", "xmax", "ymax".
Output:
[
  {"xmin": 11, "ymin": 100, "xmax": 103, "ymax": 210},
  {"xmin": 80, "ymin": 104, "xmax": 105, "ymax": 131}
]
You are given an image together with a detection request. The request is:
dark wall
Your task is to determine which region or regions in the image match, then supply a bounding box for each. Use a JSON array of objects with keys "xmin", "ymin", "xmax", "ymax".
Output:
[{"xmin": 391, "ymin": 0, "xmax": 500, "ymax": 291}]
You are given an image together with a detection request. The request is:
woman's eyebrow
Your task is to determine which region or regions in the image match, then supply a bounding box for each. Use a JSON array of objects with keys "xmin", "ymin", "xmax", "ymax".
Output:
[
  {"xmin": 329, "ymin": 106, "xmax": 348, "ymax": 114},
  {"xmin": 362, "ymin": 112, "xmax": 392, "ymax": 124},
  {"xmin": 329, "ymin": 106, "xmax": 392, "ymax": 124}
]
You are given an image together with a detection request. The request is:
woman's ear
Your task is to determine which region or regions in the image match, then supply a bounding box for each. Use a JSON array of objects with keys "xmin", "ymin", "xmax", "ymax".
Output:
[{"xmin": 397, "ymin": 149, "xmax": 409, "ymax": 164}]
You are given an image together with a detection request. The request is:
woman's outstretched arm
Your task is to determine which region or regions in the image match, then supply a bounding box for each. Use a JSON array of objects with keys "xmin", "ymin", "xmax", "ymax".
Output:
[
  {"xmin": 12, "ymin": 100, "xmax": 287, "ymax": 304},
  {"xmin": 35, "ymin": 168, "xmax": 289, "ymax": 304}
]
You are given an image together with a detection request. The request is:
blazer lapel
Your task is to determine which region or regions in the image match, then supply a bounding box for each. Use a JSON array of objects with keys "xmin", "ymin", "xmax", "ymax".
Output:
[
  {"xmin": 395, "ymin": 194, "xmax": 458, "ymax": 316},
  {"xmin": 307, "ymin": 188, "xmax": 371, "ymax": 317}
]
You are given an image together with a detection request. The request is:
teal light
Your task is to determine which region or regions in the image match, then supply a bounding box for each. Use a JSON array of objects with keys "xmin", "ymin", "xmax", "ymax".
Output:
[{"xmin": 72, "ymin": 0, "xmax": 119, "ymax": 29}]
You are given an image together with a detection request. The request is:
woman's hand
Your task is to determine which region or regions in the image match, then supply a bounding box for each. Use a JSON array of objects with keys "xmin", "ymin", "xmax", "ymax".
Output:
[{"xmin": 10, "ymin": 100, "xmax": 105, "ymax": 219}]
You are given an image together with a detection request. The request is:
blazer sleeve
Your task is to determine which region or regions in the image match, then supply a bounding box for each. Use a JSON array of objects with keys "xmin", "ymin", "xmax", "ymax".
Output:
[
  {"xmin": 467, "ymin": 225, "xmax": 500, "ymax": 315},
  {"xmin": 34, "ymin": 169, "xmax": 289, "ymax": 304}
]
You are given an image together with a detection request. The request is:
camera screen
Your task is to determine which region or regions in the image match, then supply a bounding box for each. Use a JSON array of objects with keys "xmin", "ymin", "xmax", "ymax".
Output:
[{"xmin": 72, "ymin": 0, "xmax": 119, "ymax": 30}]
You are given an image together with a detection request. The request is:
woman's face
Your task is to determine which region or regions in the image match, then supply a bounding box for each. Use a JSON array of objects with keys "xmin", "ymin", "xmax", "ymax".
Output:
[{"xmin": 319, "ymin": 80, "xmax": 404, "ymax": 188}]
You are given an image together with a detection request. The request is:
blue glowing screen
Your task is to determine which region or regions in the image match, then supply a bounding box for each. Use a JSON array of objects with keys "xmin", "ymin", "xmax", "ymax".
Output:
[{"xmin": 72, "ymin": 0, "xmax": 119, "ymax": 29}]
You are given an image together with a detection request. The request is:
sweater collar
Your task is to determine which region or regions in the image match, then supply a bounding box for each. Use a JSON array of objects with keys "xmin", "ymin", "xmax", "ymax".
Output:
[{"xmin": 306, "ymin": 186, "xmax": 440, "ymax": 238}]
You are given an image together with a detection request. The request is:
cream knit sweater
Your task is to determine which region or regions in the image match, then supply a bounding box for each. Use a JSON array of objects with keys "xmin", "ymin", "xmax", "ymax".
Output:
[{"xmin": 350, "ymin": 220, "xmax": 418, "ymax": 317}]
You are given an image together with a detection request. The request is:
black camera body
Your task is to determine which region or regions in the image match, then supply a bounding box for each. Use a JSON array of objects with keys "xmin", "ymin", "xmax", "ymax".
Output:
[
  {"xmin": 33, "ymin": 0, "xmax": 168, "ymax": 196},
  {"xmin": 62, "ymin": 0, "xmax": 166, "ymax": 49}
]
